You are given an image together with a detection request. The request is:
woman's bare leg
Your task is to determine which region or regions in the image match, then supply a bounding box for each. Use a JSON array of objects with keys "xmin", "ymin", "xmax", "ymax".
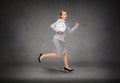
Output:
[
  {"xmin": 64, "ymin": 51, "xmax": 71, "ymax": 69},
  {"xmin": 40, "ymin": 53, "xmax": 59, "ymax": 61}
]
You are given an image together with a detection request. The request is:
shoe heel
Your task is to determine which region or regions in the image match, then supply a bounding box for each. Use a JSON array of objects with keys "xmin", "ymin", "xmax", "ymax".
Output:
[
  {"xmin": 38, "ymin": 53, "xmax": 43, "ymax": 63},
  {"xmin": 64, "ymin": 67, "xmax": 74, "ymax": 72}
]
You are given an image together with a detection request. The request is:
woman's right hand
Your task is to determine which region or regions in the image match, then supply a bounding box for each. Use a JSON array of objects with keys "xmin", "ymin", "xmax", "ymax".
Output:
[{"xmin": 57, "ymin": 30, "xmax": 64, "ymax": 34}]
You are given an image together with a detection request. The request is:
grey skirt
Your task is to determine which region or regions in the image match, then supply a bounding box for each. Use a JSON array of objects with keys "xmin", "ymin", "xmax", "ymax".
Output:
[{"xmin": 52, "ymin": 38, "xmax": 67, "ymax": 56}]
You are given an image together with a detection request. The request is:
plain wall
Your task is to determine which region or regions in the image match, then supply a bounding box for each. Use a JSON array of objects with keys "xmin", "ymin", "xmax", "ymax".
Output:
[{"xmin": 0, "ymin": 0, "xmax": 120, "ymax": 68}]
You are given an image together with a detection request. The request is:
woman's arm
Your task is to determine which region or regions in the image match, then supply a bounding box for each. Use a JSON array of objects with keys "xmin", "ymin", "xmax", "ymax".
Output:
[
  {"xmin": 50, "ymin": 22, "xmax": 64, "ymax": 34},
  {"xmin": 50, "ymin": 22, "xmax": 58, "ymax": 32},
  {"xmin": 67, "ymin": 22, "xmax": 79, "ymax": 33}
]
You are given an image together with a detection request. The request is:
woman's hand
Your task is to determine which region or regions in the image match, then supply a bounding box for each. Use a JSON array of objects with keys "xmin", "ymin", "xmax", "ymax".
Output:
[
  {"xmin": 57, "ymin": 30, "xmax": 64, "ymax": 34},
  {"xmin": 74, "ymin": 22, "xmax": 79, "ymax": 29}
]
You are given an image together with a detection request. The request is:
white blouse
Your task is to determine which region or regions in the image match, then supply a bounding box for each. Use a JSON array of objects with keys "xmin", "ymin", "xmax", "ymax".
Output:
[{"xmin": 50, "ymin": 19, "xmax": 77, "ymax": 41}]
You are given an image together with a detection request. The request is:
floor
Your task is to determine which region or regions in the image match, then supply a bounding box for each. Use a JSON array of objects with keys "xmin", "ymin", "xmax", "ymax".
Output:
[{"xmin": 0, "ymin": 63, "xmax": 119, "ymax": 83}]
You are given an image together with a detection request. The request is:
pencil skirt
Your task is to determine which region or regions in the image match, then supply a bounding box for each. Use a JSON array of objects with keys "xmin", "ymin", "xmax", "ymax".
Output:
[{"xmin": 52, "ymin": 38, "xmax": 67, "ymax": 56}]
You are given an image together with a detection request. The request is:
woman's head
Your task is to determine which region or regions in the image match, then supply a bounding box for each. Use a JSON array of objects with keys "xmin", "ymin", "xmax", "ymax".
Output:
[{"xmin": 59, "ymin": 10, "xmax": 67, "ymax": 20}]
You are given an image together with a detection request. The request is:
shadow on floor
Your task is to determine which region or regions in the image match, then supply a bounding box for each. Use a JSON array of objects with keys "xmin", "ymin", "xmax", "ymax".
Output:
[{"xmin": 43, "ymin": 67, "xmax": 73, "ymax": 73}]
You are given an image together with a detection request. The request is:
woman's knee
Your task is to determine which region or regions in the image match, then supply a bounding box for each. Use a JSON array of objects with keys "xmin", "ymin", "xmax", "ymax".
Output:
[
  {"xmin": 64, "ymin": 51, "xmax": 68, "ymax": 55},
  {"xmin": 55, "ymin": 53, "xmax": 60, "ymax": 57}
]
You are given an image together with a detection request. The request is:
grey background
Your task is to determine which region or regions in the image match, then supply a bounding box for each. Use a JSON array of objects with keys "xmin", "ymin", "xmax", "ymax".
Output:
[
  {"xmin": 0, "ymin": 0, "xmax": 119, "ymax": 66},
  {"xmin": 0, "ymin": 0, "xmax": 120, "ymax": 82}
]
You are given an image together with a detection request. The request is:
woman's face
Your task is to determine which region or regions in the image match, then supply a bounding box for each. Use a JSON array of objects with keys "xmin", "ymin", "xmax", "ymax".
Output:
[{"xmin": 61, "ymin": 12, "xmax": 67, "ymax": 20}]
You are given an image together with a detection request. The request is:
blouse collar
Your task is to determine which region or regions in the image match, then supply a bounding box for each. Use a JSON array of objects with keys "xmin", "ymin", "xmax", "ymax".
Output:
[{"xmin": 57, "ymin": 19, "xmax": 66, "ymax": 22}]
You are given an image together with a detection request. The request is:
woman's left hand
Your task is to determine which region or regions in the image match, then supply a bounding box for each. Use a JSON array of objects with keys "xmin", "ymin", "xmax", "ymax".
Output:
[{"xmin": 74, "ymin": 22, "xmax": 79, "ymax": 28}]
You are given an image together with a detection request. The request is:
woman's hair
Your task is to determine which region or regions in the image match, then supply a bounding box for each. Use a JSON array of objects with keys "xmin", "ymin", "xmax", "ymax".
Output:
[{"xmin": 59, "ymin": 10, "xmax": 66, "ymax": 19}]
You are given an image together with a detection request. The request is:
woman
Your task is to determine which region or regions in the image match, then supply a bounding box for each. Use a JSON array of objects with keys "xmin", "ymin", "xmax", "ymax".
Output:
[{"xmin": 38, "ymin": 10, "xmax": 79, "ymax": 72}]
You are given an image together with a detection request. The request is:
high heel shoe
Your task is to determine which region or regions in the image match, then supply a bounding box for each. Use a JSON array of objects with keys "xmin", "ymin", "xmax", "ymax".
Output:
[
  {"xmin": 64, "ymin": 67, "xmax": 74, "ymax": 72},
  {"xmin": 38, "ymin": 53, "xmax": 43, "ymax": 63}
]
